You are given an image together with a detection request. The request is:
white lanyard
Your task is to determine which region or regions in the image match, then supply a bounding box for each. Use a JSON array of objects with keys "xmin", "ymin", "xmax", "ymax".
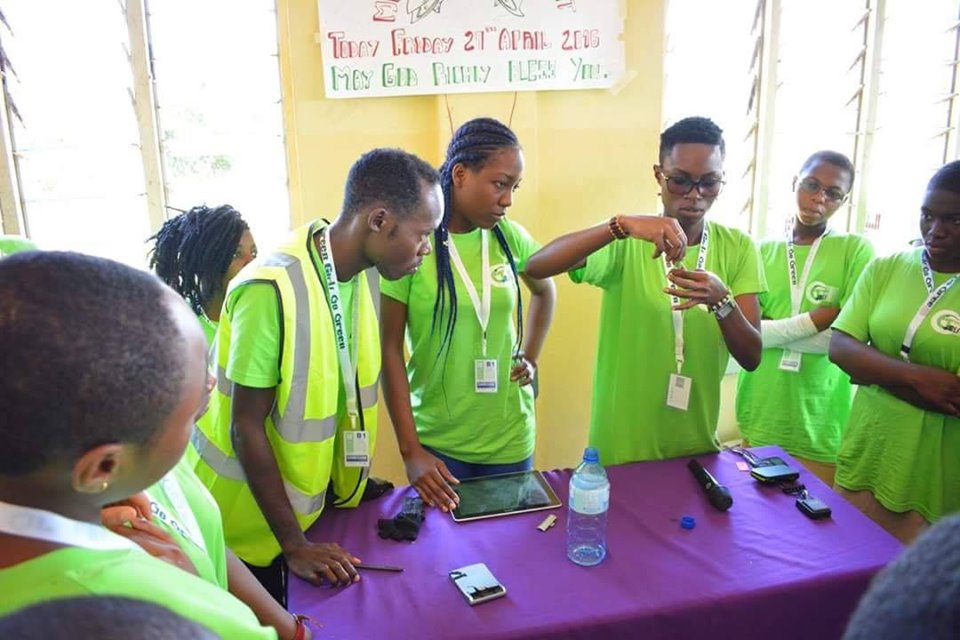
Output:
[
  {"xmin": 146, "ymin": 473, "xmax": 206, "ymax": 554},
  {"xmin": 0, "ymin": 500, "xmax": 143, "ymax": 553},
  {"xmin": 447, "ymin": 229, "xmax": 492, "ymax": 356},
  {"xmin": 318, "ymin": 226, "xmax": 361, "ymax": 421},
  {"xmin": 787, "ymin": 230, "xmax": 828, "ymax": 315},
  {"xmin": 664, "ymin": 222, "xmax": 710, "ymax": 373},
  {"xmin": 900, "ymin": 252, "xmax": 959, "ymax": 362}
]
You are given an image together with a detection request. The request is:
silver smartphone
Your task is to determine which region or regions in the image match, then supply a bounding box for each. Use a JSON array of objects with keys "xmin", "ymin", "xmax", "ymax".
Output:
[{"xmin": 449, "ymin": 563, "xmax": 507, "ymax": 606}]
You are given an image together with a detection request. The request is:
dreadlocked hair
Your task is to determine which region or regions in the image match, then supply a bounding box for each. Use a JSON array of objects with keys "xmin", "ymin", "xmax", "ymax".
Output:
[
  {"xmin": 434, "ymin": 117, "xmax": 524, "ymax": 357},
  {"xmin": 147, "ymin": 204, "xmax": 248, "ymax": 317}
]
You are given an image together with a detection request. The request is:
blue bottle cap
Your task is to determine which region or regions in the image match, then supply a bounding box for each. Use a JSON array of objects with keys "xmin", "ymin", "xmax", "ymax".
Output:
[
  {"xmin": 680, "ymin": 515, "xmax": 696, "ymax": 530},
  {"xmin": 583, "ymin": 447, "xmax": 599, "ymax": 463}
]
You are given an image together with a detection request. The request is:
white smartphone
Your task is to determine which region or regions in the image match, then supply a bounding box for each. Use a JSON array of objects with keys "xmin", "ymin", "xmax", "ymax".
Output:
[{"xmin": 449, "ymin": 563, "xmax": 507, "ymax": 606}]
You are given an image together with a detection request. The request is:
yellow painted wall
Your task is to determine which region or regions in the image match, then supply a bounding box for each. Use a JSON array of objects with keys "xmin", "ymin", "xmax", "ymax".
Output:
[{"xmin": 277, "ymin": 0, "xmax": 702, "ymax": 485}]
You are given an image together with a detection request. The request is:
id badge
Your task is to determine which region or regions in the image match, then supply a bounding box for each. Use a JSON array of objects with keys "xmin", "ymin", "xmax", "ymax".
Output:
[
  {"xmin": 344, "ymin": 431, "xmax": 370, "ymax": 468},
  {"xmin": 779, "ymin": 349, "xmax": 802, "ymax": 373},
  {"xmin": 475, "ymin": 359, "xmax": 498, "ymax": 393},
  {"xmin": 666, "ymin": 373, "xmax": 692, "ymax": 411}
]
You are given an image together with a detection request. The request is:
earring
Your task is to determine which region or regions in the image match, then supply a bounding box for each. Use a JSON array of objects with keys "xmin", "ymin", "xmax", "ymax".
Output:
[
  {"xmin": 657, "ymin": 192, "xmax": 662, "ymax": 196},
  {"xmin": 99, "ymin": 481, "xmax": 110, "ymax": 492}
]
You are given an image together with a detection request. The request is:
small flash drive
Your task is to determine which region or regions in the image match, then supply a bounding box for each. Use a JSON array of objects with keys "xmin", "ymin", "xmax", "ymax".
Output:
[{"xmin": 537, "ymin": 514, "xmax": 557, "ymax": 532}]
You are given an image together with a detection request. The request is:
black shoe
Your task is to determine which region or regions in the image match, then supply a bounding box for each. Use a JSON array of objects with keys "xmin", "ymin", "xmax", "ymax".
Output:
[{"xmin": 361, "ymin": 477, "xmax": 394, "ymax": 502}]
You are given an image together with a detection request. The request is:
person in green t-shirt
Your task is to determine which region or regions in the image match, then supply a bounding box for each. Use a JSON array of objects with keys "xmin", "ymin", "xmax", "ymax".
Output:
[
  {"xmin": 148, "ymin": 204, "xmax": 259, "ymax": 347},
  {"xmin": 736, "ymin": 151, "xmax": 875, "ymax": 486},
  {"xmin": 381, "ymin": 118, "xmax": 556, "ymax": 512},
  {"xmin": 526, "ymin": 116, "xmax": 765, "ymax": 464},
  {"xmin": 0, "ymin": 251, "xmax": 276, "ymax": 640},
  {"xmin": 829, "ymin": 161, "xmax": 960, "ymax": 544},
  {"xmin": 0, "ymin": 234, "xmax": 38, "ymax": 257},
  {"xmin": 101, "ymin": 454, "xmax": 313, "ymax": 640}
]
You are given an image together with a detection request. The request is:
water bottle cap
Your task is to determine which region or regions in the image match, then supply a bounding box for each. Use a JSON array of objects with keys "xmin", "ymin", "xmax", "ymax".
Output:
[
  {"xmin": 582, "ymin": 447, "xmax": 599, "ymax": 463},
  {"xmin": 680, "ymin": 515, "xmax": 696, "ymax": 530}
]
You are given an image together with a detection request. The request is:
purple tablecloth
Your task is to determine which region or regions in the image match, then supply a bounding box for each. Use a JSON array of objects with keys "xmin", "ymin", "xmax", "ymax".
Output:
[{"xmin": 290, "ymin": 447, "xmax": 902, "ymax": 639}]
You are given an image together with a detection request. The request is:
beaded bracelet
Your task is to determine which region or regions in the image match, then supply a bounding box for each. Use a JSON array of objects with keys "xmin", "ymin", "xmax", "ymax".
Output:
[{"xmin": 608, "ymin": 215, "xmax": 628, "ymax": 240}]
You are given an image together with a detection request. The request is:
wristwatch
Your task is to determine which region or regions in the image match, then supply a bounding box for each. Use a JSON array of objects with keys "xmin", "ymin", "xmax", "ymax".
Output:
[{"xmin": 709, "ymin": 294, "xmax": 736, "ymax": 320}]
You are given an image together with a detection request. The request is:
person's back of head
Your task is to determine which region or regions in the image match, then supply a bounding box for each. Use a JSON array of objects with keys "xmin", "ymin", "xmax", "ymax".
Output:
[
  {"xmin": 843, "ymin": 514, "xmax": 960, "ymax": 639},
  {"xmin": 0, "ymin": 597, "xmax": 219, "ymax": 639},
  {"xmin": 0, "ymin": 250, "xmax": 206, "ymax": 502}
]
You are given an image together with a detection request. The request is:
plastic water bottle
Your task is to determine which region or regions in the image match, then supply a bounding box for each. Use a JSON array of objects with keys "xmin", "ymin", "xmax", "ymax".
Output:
[{"xmin": 566, "ymin": 447, "xmax": 609, "ymax": 566}]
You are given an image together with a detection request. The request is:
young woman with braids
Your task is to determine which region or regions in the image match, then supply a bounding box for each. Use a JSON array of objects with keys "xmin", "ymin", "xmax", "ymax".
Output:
[
  {"xmin": 381, "ymin": 118, "xmax": 556, "ymax": 511},
  {"xmin": 148, "ymin": 205, "xmax": 258, "ymax": 345}
]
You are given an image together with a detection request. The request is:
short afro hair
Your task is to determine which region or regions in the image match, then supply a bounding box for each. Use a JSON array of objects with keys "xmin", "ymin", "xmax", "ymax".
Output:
[
  {"xmin": 928, "ymin": 160, "xmax": 960, "ymax": 196},
  {"xmin": 341, "ymin": 148, "xmax": 440, "ymax": 218},
  {"xmin": 798, "ymin": 150, "xmax": 856, "ymax": 185},
  {"xmin": 659, "ymin": 116, "xmax": 725, "ymax": 163},
  {"xmin": 843, "ymin": 514, "xmax": 960, "ymax": 639},
  {"xmin": 0, "ymin": 597, "xmax": 217, "ymax": 640},
  {"xmin": 0, "ymin": 251, "xmax": 187, "ymax": 475}
]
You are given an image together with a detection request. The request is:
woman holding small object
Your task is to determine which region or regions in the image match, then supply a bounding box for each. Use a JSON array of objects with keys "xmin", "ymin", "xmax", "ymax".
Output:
[{"xmin": 525, "ymin": 116, "xmax": 765, "ymax": 465}]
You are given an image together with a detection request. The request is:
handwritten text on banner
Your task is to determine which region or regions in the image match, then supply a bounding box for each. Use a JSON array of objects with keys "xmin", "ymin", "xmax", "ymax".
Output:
[{"xmin": 316, "ymin": 1, "xmax": 626, "ymax": 99}]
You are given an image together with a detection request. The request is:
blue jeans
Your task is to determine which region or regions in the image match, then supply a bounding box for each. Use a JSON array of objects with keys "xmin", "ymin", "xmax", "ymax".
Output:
[{"xmin": 423, "ymin": 446, "xmax": 533, "ymax": 480}]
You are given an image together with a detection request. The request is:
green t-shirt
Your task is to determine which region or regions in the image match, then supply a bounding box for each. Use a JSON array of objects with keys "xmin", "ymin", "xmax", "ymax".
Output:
[
  {"xmin": 146, "ymin": 454, "xmax": 228, "ymax": 589},
  {"xmin": 380, "ymin": 220, "xmax": 540, "ymax": 464},
  {"xmin": 225, "ymin": 230, "xmax": 355, "ymax": 398},
  {"xmin": 0, "ymin": 547, "xmax": 276, "ymax": 639},
  {"xmin": 833, "ymin": 249, "xmax": 960, "ymax": 522},
  {"xmin": 570, "ymin": 220, "xmax": 766, "ymax": 464},
  {"xmin": 736, "ymin": 232, "xmax": 874, "ymax": 462},
  {"xmin": 0, "ymin": 235, "xmax": 37, "ymax": 257}
]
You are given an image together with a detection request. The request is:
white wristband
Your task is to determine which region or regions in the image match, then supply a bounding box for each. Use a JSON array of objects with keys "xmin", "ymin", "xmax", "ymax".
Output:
[{"xmin": 761, "ymin": 313, "xmax": 818, "ymax": 348}]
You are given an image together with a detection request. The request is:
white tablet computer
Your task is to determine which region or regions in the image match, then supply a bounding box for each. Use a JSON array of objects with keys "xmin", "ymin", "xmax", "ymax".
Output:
[{"xmin": 450, "ymin": 470, "xmax": 562, "ymax": 523}]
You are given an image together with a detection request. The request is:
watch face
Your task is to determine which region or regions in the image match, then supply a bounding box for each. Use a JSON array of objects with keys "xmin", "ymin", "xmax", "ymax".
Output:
[{"xmin": 715, "ymin": 298, "xmax": 735, "ymax": 319}]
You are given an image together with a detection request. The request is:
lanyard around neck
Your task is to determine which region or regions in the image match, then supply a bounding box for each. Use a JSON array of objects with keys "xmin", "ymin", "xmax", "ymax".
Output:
[
  {"xmin": 664, "ymin": 222, "xmax": 710, "ymax": 373},
  {"xmin": 446, "ymin": 229, "xmax": 492, "ymax": 356},
  {"xmin": 900, "ymin": 252, "xmax": 959, "ymax": 362},
  {"xmin": 318, "ymin": 225, "xmax": 361, "ymax": 419},
  {"xmin": 786, "ymin": 229, "xmax": 828, "ymax": 316},
  {"xmin": 0, "ymin": 500, "xmax": 143, "ymax": 553}
]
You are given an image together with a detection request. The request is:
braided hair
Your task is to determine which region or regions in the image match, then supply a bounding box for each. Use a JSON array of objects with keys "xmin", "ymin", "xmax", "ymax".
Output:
[
  {"xmin": 147, "ymin": 205, "xmax": 248, "ymax": 317},
  {"xmin": 433, "ymin": 117, "xmax": 524, "ymax": 357}
]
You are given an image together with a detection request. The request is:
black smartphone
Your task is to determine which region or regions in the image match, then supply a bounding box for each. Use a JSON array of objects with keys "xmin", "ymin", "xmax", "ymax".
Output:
[
  {"xmin": 750, "ymin": 464, "xmax": 799, "ymax": 484},
  {"xmin": 755, "ymin": 456, "xmax": 787, "ymax": 467},
  {"xmin": 796, "ymin": 496, "xmax": 832, "ymax": 520}
]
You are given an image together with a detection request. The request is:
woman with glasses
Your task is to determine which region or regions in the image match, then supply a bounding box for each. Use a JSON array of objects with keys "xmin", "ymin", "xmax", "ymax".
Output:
[
  {"xmin": 736, "ymin": 151, "xmax": 874, "ymax": 486},
  {"xmin": 827, "ymin": 160, "xmax": 960, "ymax": 543},
  {"xmin": 525, "ymin": 117, "xmax": 764, "ymax": 464}
]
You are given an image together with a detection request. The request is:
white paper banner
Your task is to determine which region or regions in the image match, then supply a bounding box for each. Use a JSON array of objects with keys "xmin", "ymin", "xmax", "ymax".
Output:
[{"xmin": 316, "ymin": 1, "xmax": 626, "ymax": 99}]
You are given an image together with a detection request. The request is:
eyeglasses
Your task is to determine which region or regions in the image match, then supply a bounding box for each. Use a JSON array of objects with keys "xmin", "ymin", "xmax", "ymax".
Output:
[
  {"xmin": 798, "ymin": 178, "xmax": 847, "ymax": 202},
  {"xmin": 661, "ymin": 174, "xmax": 725, "ymax": 198}
]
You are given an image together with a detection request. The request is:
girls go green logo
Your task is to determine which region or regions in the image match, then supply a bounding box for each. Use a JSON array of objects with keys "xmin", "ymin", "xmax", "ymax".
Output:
[
  {"xmin": 490, "ymin": 264, "xmax": 514, "ymax": 287},
  {"xmin": 805, "ymin": 281, "xmax": 837, "ymax": 305},
  {"xmin": 932, "ymin": 310, "xmax": 960, "ymax": 336}
]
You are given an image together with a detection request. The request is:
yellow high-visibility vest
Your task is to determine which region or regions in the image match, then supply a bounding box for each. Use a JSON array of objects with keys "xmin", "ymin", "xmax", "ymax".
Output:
[{"xmin": 193, "ymin": 220, "xmax": 380, "ymax": 566}]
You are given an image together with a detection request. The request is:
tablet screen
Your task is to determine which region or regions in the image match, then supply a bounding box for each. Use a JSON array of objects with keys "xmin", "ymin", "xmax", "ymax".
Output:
[{"xmin": 451, "ymin": 470, "xmax": 561, "ymax": 522}]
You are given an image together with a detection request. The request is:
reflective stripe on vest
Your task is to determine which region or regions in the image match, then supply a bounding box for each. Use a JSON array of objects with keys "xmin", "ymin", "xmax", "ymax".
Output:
[{"xmin": 191, "ymin": 428, "xmax": 327, "ymax": 516}]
